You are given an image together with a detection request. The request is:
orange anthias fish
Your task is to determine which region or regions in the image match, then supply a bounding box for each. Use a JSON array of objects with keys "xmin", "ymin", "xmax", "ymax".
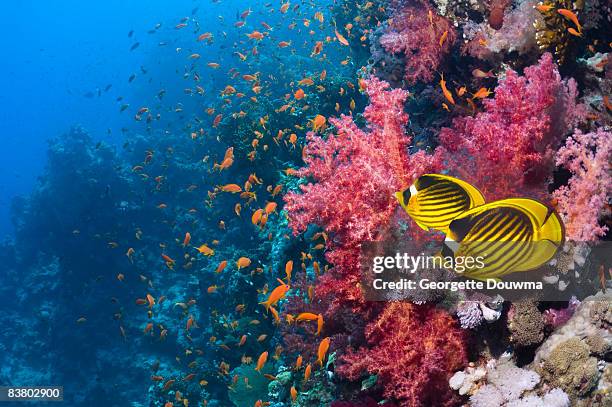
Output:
[
  {"xmin": 247, "ymin": 31, "xmax": 265, "ymax": 40},
  {"xmin": 335, "ymin": 29, "xmax": 349, "ymax": 46},
  {"xmin": 280, "ymin": 2, "xmax": 290, "ymax": 13},
  {"xmin": 316, "ymin": 314, "xmax": 324, "ymax": 335},
  {"xmin": 303, "ymin": 363, "xmax": 312, "ymax": 382},
  {"xmin": 196, "ymin": 244, "xmax": 215, "ymax": 256},
  {"xmin": 259, "ymin": 279, "xmax": 290, "ymax": 311},
  {"xmin": 255, "ymin": 351, "xmax": 268, "ymax": 372},
  {"xmin": 264, "ymin": 202, "xmax": 277, "ymax": 214},
  {"xmin": 294, "ymin": 88, "xmax": 305, "ymax": 100},
  {"xmin": 284, "ymin": 260, "xmax": 293, "ymax": 283},
  {"xmin": 215, "ymin": 260, "xmax": 227, "ymax": 273},
  {"xmin": 252, "ymin": 209, "xmax": 264, "ymax": 225},
  {"xmin": 535, "ymin": 4, "xmax": 554, "ymax": 13},
  {"xmin": 290, "ymin": 385, "xmax": 298, "ymax": 401},
  {"xmin": 183, "ymin": 232, "xmax": 191, "ymax": 247},
  {"xmin": 311, "ymin": 114, "xmax": 326, "ymax": 131},
  {"xmin": 472, "ymin": 87, "xmax": 492, "ymax": 99},
  {"xmin": 197, "ymin": 32, "xmax": 212, "ymax": 41},
  {"xmin": 220, "ymin": 184, "xmax": 242, "ymax": 193},
  {"xmin": 237, "ymin": 256, "xmax": 251, "ymax": 269},
  {"xmin": 439, "ymin": 74, "xmax": 455, "ymax": 105},
  {"xmin": 317, "ymin": 337, "xmax": 331, "ymax": 366},
  {"xmin": 296, "ymin": 312, "xmax": 318, "ymax": 322},
  {"xmin": 439, "ymin": 30, "xmax": 448, "ymax": 47}
]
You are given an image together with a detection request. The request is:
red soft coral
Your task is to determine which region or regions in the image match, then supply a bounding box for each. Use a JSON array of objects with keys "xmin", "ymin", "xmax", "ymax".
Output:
[
  {"xmin": 552, "ymin": 127, "xmax": 612, "ymax": 242},
  {"xmin": 283, "ymin": 75, "xmax": 442, "ymax": 340},
  {"xmin": 439, "ymin": 53, "xmax": 584, "ymax": 200},
  {"xmin": 379, "ymin": 1, "xmax": 456, "ymax": 84},
  {"xmin": 337, "ymin": 302, "xmax": 467, "ymax": 407}
]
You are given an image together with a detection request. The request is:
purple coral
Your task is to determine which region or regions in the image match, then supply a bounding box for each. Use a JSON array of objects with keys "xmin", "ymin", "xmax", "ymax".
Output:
[{"xmin": 552, "ymin": 128, "xmax": 612, "ymax": 242}]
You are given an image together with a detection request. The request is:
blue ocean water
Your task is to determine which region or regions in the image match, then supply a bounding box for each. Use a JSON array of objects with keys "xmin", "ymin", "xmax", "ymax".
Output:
[
  {"xmin": 0, "ymin": 1, "xmax": 347, "ymax": 405},
  {"xmin": 0, "ymin": 0, "xmax": 239, "ymax": 237}
]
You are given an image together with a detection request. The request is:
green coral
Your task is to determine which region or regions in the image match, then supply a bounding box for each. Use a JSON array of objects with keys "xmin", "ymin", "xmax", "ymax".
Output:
[
  {"xmin": 538, "ymin": 337, "xmax": 599, "ymax": 400},
  {"xmin": 534, "ymin": 0, "xmax": 584, "ymax": 64}
]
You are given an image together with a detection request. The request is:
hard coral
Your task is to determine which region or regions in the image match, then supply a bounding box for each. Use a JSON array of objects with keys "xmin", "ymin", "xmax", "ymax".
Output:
[
  {"xmin": 379, "ymin": 0, "xmax": 456, "ymax": 84},
  {"xmin": 337, "ymin": 303, "xmax": 467, "ymax": 407},
  {"xmin": 439, "ymin": 53, "xmax": 583, "ymax": 200},
  {"xmin": 552, "ymin": 127, "xmax": 612, "ymax": 242}
]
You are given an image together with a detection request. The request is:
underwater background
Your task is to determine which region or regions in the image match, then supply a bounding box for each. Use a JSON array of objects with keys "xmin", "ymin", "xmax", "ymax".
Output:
[{"xmin": 0, "ymin": 0, "xmax": 610, "ymax": 406}]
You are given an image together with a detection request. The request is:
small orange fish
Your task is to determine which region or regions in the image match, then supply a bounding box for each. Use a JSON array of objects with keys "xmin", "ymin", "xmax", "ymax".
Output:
[
  {"xmin": 535, "ymin": 4, "xmax": 554, "ymax": 13},
  {"xmin": 304, "ymin": 363, "xmax": 311, "ymax": 382},
  {"xmin": 317, "ymin": 337, "xmax": 331, "ymax": 366},
  {"xmin": 238, "ymin": 334, "xmax": 247, "ymax": 346},
  {"xmin": 265, "ymin": 202, "xmax": 278, "ymax": 214},
  {"xmin": 215, "ymin": 260, "xmax": 227, "ymax": 273},
  {"xmin": 252, "ymin": 209, "xmax": 264, "ymax": 225},
  {"xmin": 295, "ymin": 355, "xmax": 303, "ymax": 370},
  {"xmin": 316, "ymin": 314, "xmax": 324, "ymax": 335},
  {"xmin": 439, "ymin": 30, "xmax": 448, "ymax": 47},
  {"xmin": 284, "ymin": 260, "xmax": 293, "ymax": 283},
  {"xmin": 472, "ymin": 87, "xmax": 492, "ymax": 99},
  {"xmin": 335, "ymin": 29, "xmax": 349, "ymax": 46},
  {"xmin": 255, "ymin": 351, "xmax": 268, "ymax": 372},
  {"xmin": 220, "ymin": 184, "xmax": 242, "ymax": 193},
  {"xmin": 247, "ymin": 31, "xmax": 264, "ymax": 40},
  {"xmin": 440, "ymin": 74, "xmax": 455, "ymax": 105},
  {"xmin": 162, "ymin": 379, "xmax": 175, "ymax": 392},
  {"xmin": 296, "ymin": 312, "xmax": 318, "ymax": 322},
  {"xmin": 146, "ymin": 293, "xmax": 155, "ymax": 308},
  {"xmin": 213, "ymin": 114, "xmax": 222, "ymax": 127},
  {"xmin": 196, "ymin": 244, "xmax": 215, "ymax": 256},
  {"xmin": 197, "ymin": 32, "xmax": 212, "ymax": 41},
  {"xmin": 259, "ymin": 279, "xmax": 290, "ymax": 311},
  {"xmin": 278, "ymin": 41, "xmax": 292, "ymax": 48},
  {"xmin": 237, "ymin": 257, "xmax": 251, "ymax": 269},
  {"xmin": 280, "ymin": 2, "xmax": 290, "ymax": 13},
  {"xmin": 183, "ymin": 232, "xmax": 191, "ymax": 247},
  {"xmin": 290, "ymin": 386, "xmax": 298, "ymax": 402},
  {"xmin": 294, "ymin": 88, "xmax": 305, "ymax": 100}
]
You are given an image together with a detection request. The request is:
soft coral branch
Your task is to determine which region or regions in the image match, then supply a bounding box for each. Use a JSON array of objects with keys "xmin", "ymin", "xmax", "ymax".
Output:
[{"xmin": 552, "ymin": 127, "xmax": 612, "ymax": 242}]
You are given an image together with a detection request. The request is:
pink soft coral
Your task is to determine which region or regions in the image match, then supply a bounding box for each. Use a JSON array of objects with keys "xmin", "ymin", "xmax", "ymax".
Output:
[
  {"xmin": 439, "ymin": 53, "xmax": 584, "ymax": 200},
  {"xmin": 285, "ymin": 76, "xmax": 442, "ymax": 245},
  {"xmin": 379, "ymin": 1, "xmax": 456, "ymax": 84},
  {"xmin": 552, "ymin": 127, "xmax": 612, "ymax": 242},
  {"xmin": 337, "ymin": 302, "xmax": 467, "ymax": 406}
]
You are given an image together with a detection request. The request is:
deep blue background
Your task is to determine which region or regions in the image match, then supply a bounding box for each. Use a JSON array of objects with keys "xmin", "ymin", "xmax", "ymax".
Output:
[{"xmin": 0, "ymin": 0, "xmax": 209, "ymax": 236}]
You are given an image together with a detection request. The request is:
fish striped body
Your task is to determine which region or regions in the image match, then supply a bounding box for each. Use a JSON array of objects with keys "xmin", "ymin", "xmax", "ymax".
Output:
[
  {"xmin": 395, "ymin": 174, "xmax": 485, "ymax": 233},
  {"xmin": 445, "ymin": 198, "xmax": 564, "ymax": 279}
]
